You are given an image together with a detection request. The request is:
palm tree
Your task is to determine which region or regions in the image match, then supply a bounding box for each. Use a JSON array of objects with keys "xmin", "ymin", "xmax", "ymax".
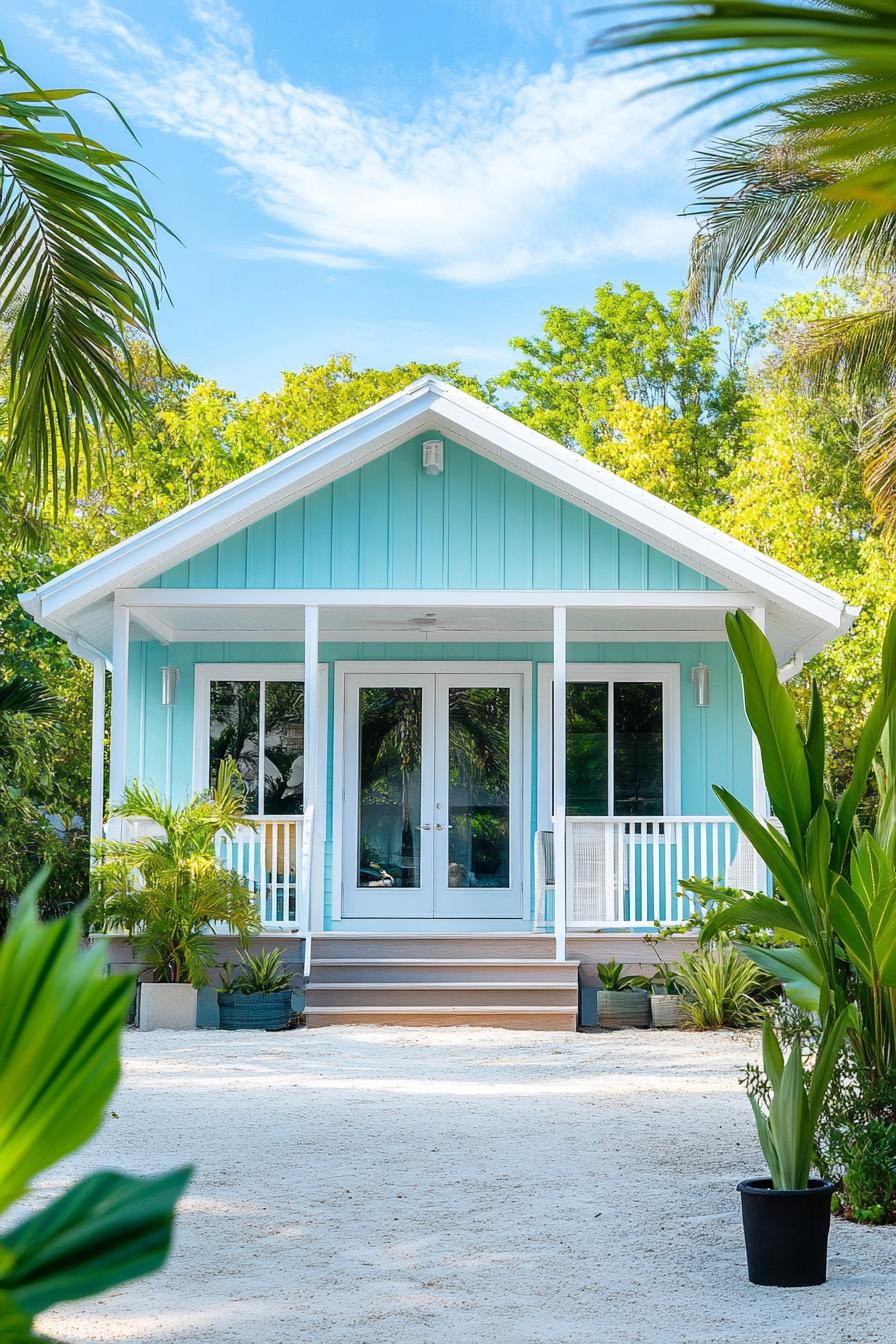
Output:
[
  {"xmin": 0, "ymin": 39, "xmax": 167, "ymax": 507},
  {"xmin": 683, "ymin": 127, "xmax": 896, "ymax": 523},
  {"xmin": 90, "ymin": 760, "xmax": 260, "ymax": 986},
  {"xmin": 0, "ymin": 671, "xmax": 55, "ymax": 765},
  {"xmin": 589, "ymin": 1, "xmax": 896, "ymax": 529}
]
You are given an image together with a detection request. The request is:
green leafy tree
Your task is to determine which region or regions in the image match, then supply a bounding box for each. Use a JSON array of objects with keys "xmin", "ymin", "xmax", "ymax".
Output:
[
  {"xmin": 494, "ymin": 282, "xmax": 756, "ymax": 510},
  {"xmin": 0, "ymin": 879, "xmax": 190, "ymax": 1338}
]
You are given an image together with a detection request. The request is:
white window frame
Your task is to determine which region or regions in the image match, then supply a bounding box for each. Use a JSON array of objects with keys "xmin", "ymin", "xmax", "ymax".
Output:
[
  {"xmin": 536, "ymin": 662, "xmax": 680, "ymax": 828},
  {"xmin": 193, "ymin": 662, "xmax": 327, "ymax": 819}
]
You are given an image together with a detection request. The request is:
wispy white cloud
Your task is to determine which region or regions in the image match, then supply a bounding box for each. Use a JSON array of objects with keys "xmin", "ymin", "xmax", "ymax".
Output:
[{"xmin": 34, "ymin": 0, "xmax": 700, "ymax": 284}]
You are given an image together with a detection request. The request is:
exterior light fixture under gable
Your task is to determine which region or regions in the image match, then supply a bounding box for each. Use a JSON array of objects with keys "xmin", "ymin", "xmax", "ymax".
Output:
[{"xmin": 422, "ymin": 439, "xmax": 444, "ymax": 475}]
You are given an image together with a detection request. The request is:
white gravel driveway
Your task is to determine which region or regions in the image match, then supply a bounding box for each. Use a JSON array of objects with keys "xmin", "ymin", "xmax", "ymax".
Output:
[{"xmin": 31, "ymin": 1027, "xmax": 896, "ymax": 1344}]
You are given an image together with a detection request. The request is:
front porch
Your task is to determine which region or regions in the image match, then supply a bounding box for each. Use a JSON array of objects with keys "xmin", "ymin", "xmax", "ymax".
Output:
[{"xmin": 100, "ymin": 587, "xmax": 770, "ymax": 973}]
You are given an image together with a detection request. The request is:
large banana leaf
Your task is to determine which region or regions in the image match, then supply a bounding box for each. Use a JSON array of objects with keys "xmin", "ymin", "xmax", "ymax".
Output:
[
  {"xmin": 832, "ymin": 610, "xmax": 896, "ymax": 866},
  {"xmin": 724, "ymin": 611, "xmax": 812, "ymax": 859},
  {"xmin": 830, "ymin": 834, "xmax": 896, "ymax": 988},
  {"xmin": 736, "ymin": 942, "xmax": 826, "ymax": 1012},
  {"xmin": 0, "ymin": 882, "xmax": 190, "ymax": 1339},
  {"xmin": 0, "ymin": 878, "xmax": 133, "ymax": 1208},
  {"xmin": 0, "ymin": 1167, "xmax": 191, "ymax": 1319}
]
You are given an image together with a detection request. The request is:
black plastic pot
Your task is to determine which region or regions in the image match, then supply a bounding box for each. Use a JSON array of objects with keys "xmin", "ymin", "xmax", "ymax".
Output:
[
  {"xmin": 218, "ymin": 988, "xmax": 293, "ymax": 1031},
  {"xmin": 737, "ymin": 1177, "xmax": 834, "ymax": 1287}
]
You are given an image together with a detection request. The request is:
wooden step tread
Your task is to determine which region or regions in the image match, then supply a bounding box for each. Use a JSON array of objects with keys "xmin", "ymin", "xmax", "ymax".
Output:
[
  {"xmin": 308, "ymin": 981, "xmax": 578, "ymax": 992},
  {"xmin": 310, "ymin": 958, "xmax": 579, "ymax": 969},
  {"xmin": 305, "ymin": 1004, "xmax": 575, "ymax": 1015}
]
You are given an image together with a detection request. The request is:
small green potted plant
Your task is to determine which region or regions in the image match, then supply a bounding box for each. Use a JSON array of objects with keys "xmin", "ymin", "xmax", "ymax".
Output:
[
  {"xmin": 738, "ymin": 1010, "xmax": 852, "ymax": 1287},
  {"xmin": 217, "ymin": 948, "xmax": 296, "ymax": 1030},
  {"xmin": 648, "ymin": 963, "xmax": 683, "ymax": 1028},
  {"xmin": 595, "ymin": 959, "xmax": 650, "ymax": 1029}
]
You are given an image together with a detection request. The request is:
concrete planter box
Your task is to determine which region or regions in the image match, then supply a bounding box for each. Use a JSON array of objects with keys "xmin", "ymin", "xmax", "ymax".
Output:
[
  {"xmin": 650, "ymin": 993, "xmax": 683, "ymax": 1028},
  {"xmin": 138, "ymin": 982, "xmax": 197, "ymax": 1031}
]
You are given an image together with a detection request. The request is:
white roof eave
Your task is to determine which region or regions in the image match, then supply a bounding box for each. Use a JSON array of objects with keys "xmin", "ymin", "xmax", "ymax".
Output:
[{"xmin": 22, "ymin": 376, "xmax": 857, "ymax": 658}]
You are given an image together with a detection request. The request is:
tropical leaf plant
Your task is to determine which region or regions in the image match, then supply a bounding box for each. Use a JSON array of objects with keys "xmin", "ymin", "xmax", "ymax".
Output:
[
  {"xmin": 0, "ymin": 873, "xmax": 190, "ymax": 1340},
  {"xmin": 750, "ymin": 1008, "xmax": 854, "ymax": 1189},
  {"xmin": 0, "ymin": 38, "xmax": 168, "ymax": 506},
  {"xmin": 90, "ymin": 758, "xmax": 261, "ymax": 987},
  {"xmin": 687, "ymin": 608, "xmax": 896, "ymax": 1079},
  {"xmin": 596, "ymin": 958, "xmax": 643, "ymax": 990}
]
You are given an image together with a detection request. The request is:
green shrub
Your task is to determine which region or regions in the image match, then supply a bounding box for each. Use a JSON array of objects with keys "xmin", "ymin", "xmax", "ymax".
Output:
[
  {"xmin": 844, "ymin": 1121, "xmax": 896, "ymax": 1224},
  {"xmin": 676, "ymin": 941, "xmax": 769, "ymax": 1029}
]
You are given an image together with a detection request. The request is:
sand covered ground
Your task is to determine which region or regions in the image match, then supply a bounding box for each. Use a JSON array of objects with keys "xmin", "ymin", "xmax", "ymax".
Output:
[{"xmin": 29, "ymin": 1026, "xmax": 896, "ymax": 1344}]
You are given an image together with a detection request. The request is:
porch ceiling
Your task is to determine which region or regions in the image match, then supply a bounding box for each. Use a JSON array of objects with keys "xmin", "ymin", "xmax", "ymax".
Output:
[{"xmin": 65, "ymin": 590, "xmax": 820, "ymax": 663}]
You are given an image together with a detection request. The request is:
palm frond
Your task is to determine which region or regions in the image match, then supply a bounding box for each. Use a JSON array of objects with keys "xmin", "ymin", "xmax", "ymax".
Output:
[
  {"xmin": 588, "ymin": 0, "xmax": 896, "ymax": 218},
  {"xmin": 685, "ymin": 127, "xmax": 896, "ymax": 317},
  {"xmin": 0, "ymin": 673, "xmax": 56, "ymax": 718},
  {"xmin": 0, "ymin": 39, "xmax": 169, "ymax": 507}
]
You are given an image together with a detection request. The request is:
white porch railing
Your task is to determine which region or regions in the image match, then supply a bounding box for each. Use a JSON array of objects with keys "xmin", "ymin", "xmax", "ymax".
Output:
[
  {"xmin": 536, "ymin": 815, "xmax": 763, "ymax": 930},
  {"xmin": 215, "ymin": 816, "xmax": 307, "ymax": 931}
]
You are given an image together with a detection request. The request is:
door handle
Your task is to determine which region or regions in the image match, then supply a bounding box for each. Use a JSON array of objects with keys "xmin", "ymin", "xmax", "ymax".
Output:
[
  {"xmin": 434, "ymin": 823, "xmax": 453, "ymax": 831},
  {"xmin": 416, "ymin": 822, "xmax": 432, "ymax": 831}
]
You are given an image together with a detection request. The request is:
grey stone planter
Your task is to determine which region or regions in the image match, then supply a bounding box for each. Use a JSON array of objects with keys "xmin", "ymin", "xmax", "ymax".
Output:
[
  {"xmin": 595, "ymin": 988, "xmax": 650, "ymax": 1029},
  {"xmin": 138, "ymin": 982, "xmax": 197, "ymax": 1031},
  {"xmin": 650, "ymin": 993, "xmax": 683, "ymax": 1028},
  {"xmin": 218, "ymin": 988, "xmax": 293, "ymax": 1031}
]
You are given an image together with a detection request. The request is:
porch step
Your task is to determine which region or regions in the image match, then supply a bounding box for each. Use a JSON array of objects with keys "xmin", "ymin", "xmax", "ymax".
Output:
[
  {"xmin": 309, "ymin": 933, "xmax": 556, "ymax": 960},
  {"xmin": 305, "ymin": 934, "xmax": 578, "ymax": 1029},
  {"xmin": 307, "ymin": 982, "xmax": 578, "ymax": 1008},
  {"xmin": 311, "ymin": 958, "xmax": 576, "ymax": 984},
  {"xmin": 304, "ymin": 1006, "xmax": 577, "ymax": 1031}
]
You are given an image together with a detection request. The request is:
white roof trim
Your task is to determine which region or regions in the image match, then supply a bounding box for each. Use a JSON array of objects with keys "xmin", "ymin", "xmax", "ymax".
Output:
[{"xmin": 21, "ymin": 375, "xmax": 857, "ymax": 647}]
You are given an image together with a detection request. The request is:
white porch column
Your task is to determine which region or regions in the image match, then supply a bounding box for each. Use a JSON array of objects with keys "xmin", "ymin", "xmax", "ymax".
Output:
[
  {"xmin": 90, "ymin": 658, "xmax": 106, "ymax": 848},
  {"xmin": 302, "ymin": 604, "xmax": 320, "ymax": 945},
  {"xmin": 552, "ymin": 605, "xmax": 567, "ymax": 962},
  {"xmin": 109, "ymin": 603, "xmax": 130, "ymax": 808},
  {"xmin": 750, "ymin": 605, "xmax": 770, "ymax": 889}
]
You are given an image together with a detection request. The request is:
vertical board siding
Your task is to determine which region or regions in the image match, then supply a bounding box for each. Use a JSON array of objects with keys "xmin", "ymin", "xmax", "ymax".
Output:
[{"xmin": 149, "ymin": 435, "xmax": 734, "ymax": 594}]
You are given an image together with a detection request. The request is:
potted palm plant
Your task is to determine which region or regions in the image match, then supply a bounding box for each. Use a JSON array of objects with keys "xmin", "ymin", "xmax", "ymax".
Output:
[
  {"xmin": 595, "ymin": 959, "xmax": 650, "ymax": 1029},
  {"xmin": 217, "ymin": 948, "xmax": 296, "ymax": 1030},
  {"xmin": 740, "ymin": 1011, "xmax": 852, "ymax": 1286},
  {"xmin": 91, "ymin": 760, "xmax": 261, "ymax": 1030}
]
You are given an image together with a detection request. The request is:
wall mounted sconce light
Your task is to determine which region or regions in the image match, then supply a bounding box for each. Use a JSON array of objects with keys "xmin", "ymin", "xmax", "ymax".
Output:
[
  {"xmin": 422, "ymin": 438, "xmax": 444, "ymax": 475},
  {"xmin": 161, "ymin": 665, "xmax": 180, "ymax": 707},
  {"xmin": 691, "ymin": 662, "xmax": 711, "ymax": 709}
]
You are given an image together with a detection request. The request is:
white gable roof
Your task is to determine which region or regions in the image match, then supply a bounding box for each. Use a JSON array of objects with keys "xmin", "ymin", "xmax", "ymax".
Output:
[{"xmin": 21, "ymin": 376, "xmax": 857, "ymax": 666}]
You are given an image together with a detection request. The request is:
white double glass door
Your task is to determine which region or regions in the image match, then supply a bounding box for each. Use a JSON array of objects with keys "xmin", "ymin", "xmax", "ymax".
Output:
[{"xmin": 342, "ymin": 671, "xmax": 523, "ymax": 919}]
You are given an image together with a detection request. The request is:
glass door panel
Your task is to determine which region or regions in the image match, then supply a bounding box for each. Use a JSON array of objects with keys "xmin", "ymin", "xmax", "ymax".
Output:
[
  {"xmin": 341, "ymin": 675, "xmax": 434, "ymax": 919},
  {"xmin": 433, "ymin": 675, "xmax": 523, "ymax": 919},
  {"xmin": 357, "ymin": 685, "xmax": 423, "ymax": 889}
]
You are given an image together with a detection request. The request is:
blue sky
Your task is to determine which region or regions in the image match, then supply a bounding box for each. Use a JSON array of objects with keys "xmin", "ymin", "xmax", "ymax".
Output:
[{"xmin": 11, "ymin": 1, "xmax": 797, "ymax": 397}]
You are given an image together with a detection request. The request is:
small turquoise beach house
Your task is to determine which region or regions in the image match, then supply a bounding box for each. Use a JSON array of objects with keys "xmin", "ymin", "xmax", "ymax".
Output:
[{"xmin": 21, "ymin": 378, "xmax": 858, "ymax": 1029}]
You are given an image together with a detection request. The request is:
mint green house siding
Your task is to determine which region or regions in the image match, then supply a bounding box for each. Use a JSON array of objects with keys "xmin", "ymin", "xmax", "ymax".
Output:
[{"xmin": 146, "ymin": 437, "xmax": 722, "ymax": 593}]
